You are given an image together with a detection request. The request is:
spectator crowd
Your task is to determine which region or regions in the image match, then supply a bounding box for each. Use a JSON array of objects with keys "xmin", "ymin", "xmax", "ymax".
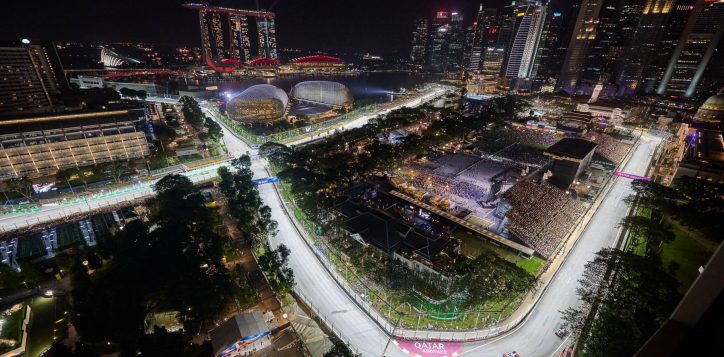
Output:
[{"xmin": 502, "ymin": 180, "xmax": 586, "ymax": 257}]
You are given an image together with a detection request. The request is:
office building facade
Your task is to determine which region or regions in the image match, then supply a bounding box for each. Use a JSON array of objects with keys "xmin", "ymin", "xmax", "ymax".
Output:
[
  {"xmin": 616, "ymin": 0, "xmax": 677, "ymax": 95},
  {"xmin": 658, "ymin": 0, "xmax": 724, "ymax": 97},
  {"xmin": 504, "ymin": 3, "xmax": 547, "ymax": 89},
  {"xmin": 0, "ymin": 40, "xmax": 69, "ymax": 118},
  {"xmin": 558, "ymin": 0, "xmax": 607, "ymax": 93},
  {"xmin": 410, "ymin": 18, "xmax": 429, "ymax": 67},
  {"xmin": 427, "ymin": 11, "xmax": 465, "ymax": 73}
]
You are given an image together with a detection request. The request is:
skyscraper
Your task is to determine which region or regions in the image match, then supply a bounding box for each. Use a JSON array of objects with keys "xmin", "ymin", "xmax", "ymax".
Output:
[
  {"xmin": 230, "ymin": 15, "xmax": 253, "ymax": 63},
  {"xmin": 0, "ymin": 39, "xmax": 68, "ymax": 117},
  {"xmin": 658, "ymin": 0, "xmax": 724, "ymax": 97},
  {"xmin": 410, "ymin": 18, "xmax": 429, "ymax": 67},
  {"xmin": 642, "ymin": 0, "xmax": 697, "ymax": 93},
  {"xmin": 256, "ymin": 17, "xmax": 277, "ymax": 59},
  {"xmin": 463, "ymin": 24, "xmax": 477, "ymax": 71},
  {"xmin": 468, "ymin": 6, "xmax": 501, "ymax": 72},
  {"xmin": 183, "ymin": 3, "xmax": 278, "ymax": 71},
  {"xmin": 558, "ymin": 0, "xmax": 606, "ymax": 93},
  {"xmin": 427, "ymin": 11, "xmax": 465, "ymax": 72},
  {"xmin": 504, "ymin": 2, "xmax": 547, "ymax": 90},
  {"xmin": 616, "ymin": 0, "xmax": 678, "ymax": 95},
  {"xmin": 532, "ymin": 10, "xmax": 565, "ymax": 91},
  {"xmin": 576, "ymin": 0, "xmax": 642, "ymax": 95}
]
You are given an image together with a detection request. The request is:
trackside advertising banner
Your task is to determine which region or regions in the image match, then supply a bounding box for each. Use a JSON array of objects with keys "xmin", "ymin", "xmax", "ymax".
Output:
[{"xmin": 394, "ymin": 340, "xmax": 462, "ymax": 357}]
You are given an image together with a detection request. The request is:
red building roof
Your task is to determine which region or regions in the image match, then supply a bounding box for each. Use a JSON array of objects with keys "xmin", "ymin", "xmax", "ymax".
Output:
[{"xmin": 292, "ymin": 55, "xmax": 344, "ymax": 64}]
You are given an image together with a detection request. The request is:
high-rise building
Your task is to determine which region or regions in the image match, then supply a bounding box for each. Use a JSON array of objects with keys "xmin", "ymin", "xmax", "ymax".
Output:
[
  {"xmin": 532, "ymin": 10, "xmax": 565, "ymax": 91},
  {"xmin": 658, "ymin": 0, "xmax": 724, "ymax": 98},
  {"xmin": 256, "ymin": 17, "xmax": 277, "ymax": 59},
  {"xmin": 558, "ymin": 0, "xmax": 607, "ymax": 93},
  {"xmin": 463, "ymin": 24, "xmax": 477, "ymax": 70},
  {"xmin": 470, "ymin": 7, "xmax": 502, "ymax": 72},
  {"xmin": 183, "ymin": 3, "xmax": 278, "ymax": 71},
  {"xmin": 642, "ymin": 0, "xmax": 697, "ymax": 93},
  {"xmin": 504, "ymin": 3, "xmax": 547, "ymax": 90},
  {"xmin": 0, "ymin": 39, "xmax": 69, "ymax": 118},
  {"xmin": 427, "ymin": 11, "xmax": 465, "ymax": 72},
  {"xmin": 575, "ymin": 0, "xmax": 642, "ymax": 96},
  {"xmin": 616, "ymin": 0, "xmax": 678, "ymax": 95},
  {"xmin": 229, "ymin": 15, "xmax": 253, "ymax": 63},
  {"xmin": 410, "ymin": 18, "xmax": 429, "ymax": 67}
]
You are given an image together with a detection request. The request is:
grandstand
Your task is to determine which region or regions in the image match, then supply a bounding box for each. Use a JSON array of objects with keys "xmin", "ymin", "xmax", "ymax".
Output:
[
  {"xmin": 499, "ymin": 180, "xmax": 586, "ymax": 258},
  {"xmin": 391, "ymin": 153, "xmax": 524, "ymax": 236},
  {"xmin": 583, "ymin": 131, "xmax": 634, "ymax": 166}
]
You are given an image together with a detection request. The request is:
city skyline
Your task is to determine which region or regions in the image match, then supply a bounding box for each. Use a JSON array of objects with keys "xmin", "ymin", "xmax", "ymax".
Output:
[{"xmin": 1, "ymin": 0, "xmax": 501, "ymax": 55}]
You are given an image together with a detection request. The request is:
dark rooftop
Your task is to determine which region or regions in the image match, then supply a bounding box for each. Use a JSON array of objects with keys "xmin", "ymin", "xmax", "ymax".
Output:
[{"xmin": 544, "ymin": 138, "xmax": 597, "ymax": 160}]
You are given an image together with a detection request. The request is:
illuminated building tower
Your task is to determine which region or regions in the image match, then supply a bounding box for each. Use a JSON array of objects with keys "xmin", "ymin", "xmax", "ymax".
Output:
[
  {"xmin": 504, "ymin": 3, "xmax": 547, "ymax": 90},
  {"xmin": 256, "ymin": 17, "xmax": 277, "ymax": 59},
  {"xmin": 658, "ymin": 0, "xmax": 724, "ymax": 98},
  {"xmin": 410, "ymin": 18, "xmax": 429, "ymax": 67},
  {"xmin": 427, "ymin": 11, "xmax": 450, "ymax": 72},
  {"xmin": 0, "ymin": 39, "xmax": 69, "ymax": 117},
  {"xmin": 210, "ymin": 12, "xmax": 226, "ymax": 59},
  {"xmin": 642, "ymin": 0, "xmax": 696, "ymax": 92},
  {"xmin": 463, "ymin": 24, "xmax": 477, "ymax": 70},
  {"xmin": 468, "ymin": 6, "xmax": 500, "ymax": 72},
  {"xmin": 576, "ymin": 0, "xmax": 642, "ymax": 96},
  {"xmin": 183, "ymin": 3, "xmax": 277, "ymax": 72},
  {"xmin": 616, "ymin": 0, "xmax": 677, "ymax": 95},
  {"xmin": 427, "ymin": 11, "xmax": 465, "ymax": 72},
  {"xmin": 558, "ymin": 0, "xmax": 607, "ymax": 93},
  {"xmin": 532, "ymin": 10, "xmax": 565, "ymax": 91},
  {"xmin": 229, "ymin": 15, "xmax": 252, "ymax": 63},
  {"xmin": 482, "ymin": 47, "xmax": 506, "ymax": 80},
  {"xmin": 448, "ymin": 12, "xmax": 466, "ymax": 71}
]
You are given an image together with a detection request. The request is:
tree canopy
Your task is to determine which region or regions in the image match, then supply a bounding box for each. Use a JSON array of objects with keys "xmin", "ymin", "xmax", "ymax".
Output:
[{"xmin": 562, "ymin": 248, "xmax": 681, "ymax": 357}]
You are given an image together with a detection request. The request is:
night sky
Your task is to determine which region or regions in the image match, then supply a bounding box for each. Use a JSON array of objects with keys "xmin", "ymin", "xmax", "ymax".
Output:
[{"xmin": 1, "ymin": 0, "xmax": 503, "ymax": 55}]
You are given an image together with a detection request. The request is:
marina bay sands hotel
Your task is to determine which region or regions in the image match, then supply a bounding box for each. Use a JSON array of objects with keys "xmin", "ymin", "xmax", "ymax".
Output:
[{"xmin": 182, "ymin": 2, "xmax": 278, "ymax": 67}]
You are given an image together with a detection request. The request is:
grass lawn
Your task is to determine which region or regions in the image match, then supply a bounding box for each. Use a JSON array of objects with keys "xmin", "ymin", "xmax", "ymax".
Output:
[
  {"xmin": 660, "ymin": 219, "xmax": 715, "ymax": 294},
  {"xmin": 625, "ymin": 205, "xmax": 652, "ymax": 257},
  {"xmin": 456, "ymin": 230, "xmax": 546, "ymax": 276},
  {"xmin": 516, "ymin": 256, "xmax": 546, "ymax": 276}
]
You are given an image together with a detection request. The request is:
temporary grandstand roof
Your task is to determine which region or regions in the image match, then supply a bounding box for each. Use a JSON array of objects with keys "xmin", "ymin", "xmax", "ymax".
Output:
[{"xmin": 544, "ymin": 138, "xmax": 597, "ymax": 160}]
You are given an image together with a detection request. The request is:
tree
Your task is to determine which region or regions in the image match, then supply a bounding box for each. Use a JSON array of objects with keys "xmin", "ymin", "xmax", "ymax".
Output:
[
  {"xmin": 136, "ymin": 90, "xmax": 147, "ymax": 100},
  {"xmin": 119, "ymin": 87, "xmax": 133, "ymax": 98},
  {"xmin": 562, "ymin": 248, "xmax": 681, "ymax": 357},
  {"xmin": 5, "ymin": 177, "xmax": 34, "ymax": 200},
  {"xmin": 179, "ymin": 96, "xmax": 205, "ymax": 130},
  {"xmin": 108, "ymin": 160, "xmax": 130, "ymax": 183},
  {"xmin": 0, "ymin": 264, "xmax": 21, "ymax": 291},
  {"xmin": 324, "ymin": 338, "xmax": 359, "ymax": 357},
  {"xmin": 204, "ymin": 117, "xmax": 222, "ymax": 141},
  {"xmin": 154, "ymin": 174, "xmax": 194, "ymax": 200},
  {"xmin": 258, "ymin": 244, "xmax": 295, "ymax": 295}
]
